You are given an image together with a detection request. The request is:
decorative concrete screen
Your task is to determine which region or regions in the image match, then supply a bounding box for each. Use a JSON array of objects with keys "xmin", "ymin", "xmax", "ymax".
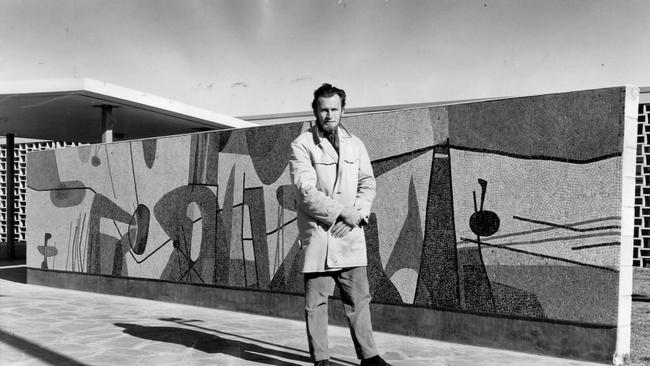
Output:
[
  {"xmin": 634, "ymin": 102, "xmax": 650, "ymax": 267},
  {"xmin": 26, "ymin": 87, "xmax": 638, "ymax": 363}
]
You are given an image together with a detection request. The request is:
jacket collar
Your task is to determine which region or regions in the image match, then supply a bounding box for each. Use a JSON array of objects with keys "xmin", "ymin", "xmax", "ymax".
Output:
[
  {"xmin": 311, "ymin": 123, "xmax": 351, "ymax": 145},
  {"xmin": 311, "ymin": 123, "xmax": 351, "ymax": 162}
]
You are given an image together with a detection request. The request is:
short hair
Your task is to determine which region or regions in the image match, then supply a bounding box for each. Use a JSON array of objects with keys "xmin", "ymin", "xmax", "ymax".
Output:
[{"xmin": 311, "ymin": 83, "xmax": 346, "ymax": 115}]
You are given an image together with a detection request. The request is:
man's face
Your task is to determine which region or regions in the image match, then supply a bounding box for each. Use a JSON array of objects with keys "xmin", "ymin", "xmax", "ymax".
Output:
[{"xmin": 315, "ymin": 95, "xmax": 343, "ymax": 134}]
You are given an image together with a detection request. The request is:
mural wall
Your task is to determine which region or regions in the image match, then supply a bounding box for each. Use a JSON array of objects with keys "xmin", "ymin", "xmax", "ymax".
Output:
[{"xmin": 26, "ymin": 87, "xmax": 636, "ymax": 353}]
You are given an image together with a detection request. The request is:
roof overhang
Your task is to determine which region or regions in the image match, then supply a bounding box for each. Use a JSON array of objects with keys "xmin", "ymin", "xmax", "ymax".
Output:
[{"xmin": 0, "ymin": 78, "xmax": 256, "ymax": 143}]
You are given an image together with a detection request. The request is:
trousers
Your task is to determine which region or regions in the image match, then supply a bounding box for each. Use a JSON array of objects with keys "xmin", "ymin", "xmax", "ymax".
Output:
[{"xmin": 304, "ymin": 266, "xmax": 378, "ymax": 361}]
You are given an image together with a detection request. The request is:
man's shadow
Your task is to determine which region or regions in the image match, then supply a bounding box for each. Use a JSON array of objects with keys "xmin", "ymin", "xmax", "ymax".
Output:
[{"xmin": 115, "ymin": 322, "xmax": 312, "ymax": 365}]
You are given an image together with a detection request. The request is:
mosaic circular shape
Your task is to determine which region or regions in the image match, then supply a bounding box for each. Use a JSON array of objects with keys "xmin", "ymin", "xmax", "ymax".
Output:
[
  {"xmin": 469, "ymin": 210, "xmax": 500, "ymax": 237},
  {"xmin": 127, "ymin": 204, "xmax": 150, "ymax": 255}
]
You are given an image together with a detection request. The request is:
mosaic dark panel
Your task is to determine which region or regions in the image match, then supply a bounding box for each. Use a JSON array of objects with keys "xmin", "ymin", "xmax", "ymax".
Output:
[
  {"xmin": 414, "ymin": 152, "xmax": 460, "ymax": 309},
  {"xmin": 447, "ymin": 88, "xmax": 625, "ymax": 161}
]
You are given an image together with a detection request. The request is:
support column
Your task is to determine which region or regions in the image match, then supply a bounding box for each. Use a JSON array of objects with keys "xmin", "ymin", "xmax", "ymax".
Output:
[
  {"xmin": 6, "ymin": 133, "xmax": 15, "ymax": 259},
  {"xmin": 99, "ymin": 105, "xmax": 115, "ymax": 143}
]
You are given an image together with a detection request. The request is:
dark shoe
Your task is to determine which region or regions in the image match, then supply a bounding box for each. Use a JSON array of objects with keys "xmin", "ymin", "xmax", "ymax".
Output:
[
  {"xmin": 360, "ymin": 355, "xmax": 391, "ymax": 366},
  {"xmin": 314, "ymin": 360, "xmax": 330, "ymax": 366}
]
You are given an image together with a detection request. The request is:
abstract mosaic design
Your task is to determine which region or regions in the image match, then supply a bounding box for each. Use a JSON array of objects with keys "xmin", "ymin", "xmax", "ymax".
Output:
[{"xmin": 27, "ymin": 87, "xmax": 633, "ymax": 327}]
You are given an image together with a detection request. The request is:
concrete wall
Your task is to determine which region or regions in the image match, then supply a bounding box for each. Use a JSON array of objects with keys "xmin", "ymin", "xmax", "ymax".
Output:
[{"xmin": 26, "ymin": 86, "xmax": 639, "ymax": 363}]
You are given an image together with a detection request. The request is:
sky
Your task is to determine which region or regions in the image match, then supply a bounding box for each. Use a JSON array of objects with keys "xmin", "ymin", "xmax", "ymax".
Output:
[{"xmin": 1, "ymin": 0, "xmax": 649, "ymax": 117}]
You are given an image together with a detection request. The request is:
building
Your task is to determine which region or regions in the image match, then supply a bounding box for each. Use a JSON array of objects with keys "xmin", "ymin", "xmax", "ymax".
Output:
[
  {"xmin": 2, "ymin": 82, "xmax": 649, "ymax": 268},
  {"xmin": 0, "ymin": 78, "xmax": 255, "ymax": 258}
]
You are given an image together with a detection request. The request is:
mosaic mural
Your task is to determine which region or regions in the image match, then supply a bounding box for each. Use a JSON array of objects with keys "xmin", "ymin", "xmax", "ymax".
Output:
[{"xmin": 27, "ymin": 87, "xmax": 634, "ymax": 328}]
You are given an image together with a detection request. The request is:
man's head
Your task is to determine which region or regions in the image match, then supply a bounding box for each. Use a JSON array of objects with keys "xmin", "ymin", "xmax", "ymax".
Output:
[{"xmin": 312, "ymin": 83, "xmax": 346, "ymax": 134}]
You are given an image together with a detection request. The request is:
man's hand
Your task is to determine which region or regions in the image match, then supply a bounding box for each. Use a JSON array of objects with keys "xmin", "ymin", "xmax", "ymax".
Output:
[
  {"xmin": 339, "ymin": 207, "xmax": 363, "ymax": 227},
  {"xmin": 330, "ymin": 207, "xmax": 365, "ymax": 238},
  {"xmin": 331, "ymin": 221, "xmax": 353, "ymax": 238}
]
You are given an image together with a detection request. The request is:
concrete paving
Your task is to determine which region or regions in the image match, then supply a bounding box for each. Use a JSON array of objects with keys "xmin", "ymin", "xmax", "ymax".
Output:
[{"xmin": 0, "ymin": 273, "xmax": 609, "ymax": 366}]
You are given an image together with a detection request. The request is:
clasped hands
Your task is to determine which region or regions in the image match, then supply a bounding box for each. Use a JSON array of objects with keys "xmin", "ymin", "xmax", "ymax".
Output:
[{"xmin": 330, "ymin": 207, "xmax": 364, "ymax": 238}]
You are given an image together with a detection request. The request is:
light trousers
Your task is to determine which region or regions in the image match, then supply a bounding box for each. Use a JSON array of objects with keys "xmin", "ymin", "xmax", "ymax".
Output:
[{"xmin": 304, "ymin": 266, "xmax": 378, "ymax": 361}]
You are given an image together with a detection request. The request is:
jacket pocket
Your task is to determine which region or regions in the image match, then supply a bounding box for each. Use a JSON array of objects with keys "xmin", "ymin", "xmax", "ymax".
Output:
[
  {"xmin": 312, "ymin": 158, "xmax": 337, "ymax": 166},
  {"xmin": 311, "ymin": 159, "xmax": 337, "ymax": 191},
  {"xmin": 342, "ymin": 157, "xmax": 359, "ymax": 176},
  {"xmin": 311, "ymin": 149, "xmax": 337, "ymax": 166}
]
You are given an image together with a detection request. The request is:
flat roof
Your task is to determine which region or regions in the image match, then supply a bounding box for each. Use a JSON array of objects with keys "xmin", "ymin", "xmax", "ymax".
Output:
[{"xmin": 0, "ymin": 78, "xmax": 255, "ymax": 143}]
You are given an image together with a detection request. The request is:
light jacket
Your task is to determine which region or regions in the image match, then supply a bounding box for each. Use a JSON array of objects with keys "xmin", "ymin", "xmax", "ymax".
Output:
[{"xmin": 289, "ymin": 124, "xmax": 376, "ymax": 273}]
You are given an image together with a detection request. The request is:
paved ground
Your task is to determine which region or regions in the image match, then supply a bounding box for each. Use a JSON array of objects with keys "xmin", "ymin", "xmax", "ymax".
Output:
[{"xmin": 0, "ymin": 268, "xmax": 608, "ymax": 366}]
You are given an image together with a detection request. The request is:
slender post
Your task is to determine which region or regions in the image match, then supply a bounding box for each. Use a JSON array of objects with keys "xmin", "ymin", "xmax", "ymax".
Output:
[
  {"xmin": 100, "ymin": 105, "xmax": 114, "ymax": 143},
  {"xmin": 6, "ymin": 133, "xmax": 15, "ymax": 259}
]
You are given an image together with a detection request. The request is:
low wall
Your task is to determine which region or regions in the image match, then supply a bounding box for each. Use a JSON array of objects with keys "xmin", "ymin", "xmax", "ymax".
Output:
[{"xmin": 26, "ymin": 86, "xmax": 639, "ymax": 363}]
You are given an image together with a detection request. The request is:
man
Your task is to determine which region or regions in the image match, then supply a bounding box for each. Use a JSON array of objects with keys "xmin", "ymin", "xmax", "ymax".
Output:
[{"xmin": 289, "ymin": 83, "xmax": 390, "ymax": 366}]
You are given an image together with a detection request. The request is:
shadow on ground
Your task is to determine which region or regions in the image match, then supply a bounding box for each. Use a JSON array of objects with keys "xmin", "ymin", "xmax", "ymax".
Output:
[
  {"xmin": 115, "ymin": 322, "xmax": 315, "ymax": 366},
  {"xmin": 154, "ymin": 317, "xmax": 356, "ymax": 366},
  {"xmin": 0, "ymin": 328, "xmax": 87, "ymax": 365}
]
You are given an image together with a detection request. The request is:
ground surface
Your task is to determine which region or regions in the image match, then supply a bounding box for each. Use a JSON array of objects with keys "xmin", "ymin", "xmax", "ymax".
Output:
[
  {"xmin": 0, "ymin": 261, "xmax": 648, "ymax": 365},
  {"xmin": 0, "ymin": 277, "xmax": 607, "ymax": 366}
]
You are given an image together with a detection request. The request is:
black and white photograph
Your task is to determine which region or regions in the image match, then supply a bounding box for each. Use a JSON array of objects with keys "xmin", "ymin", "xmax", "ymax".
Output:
[{"xmin": 1, "ymin": 1, "xmax": 649, "ymax": 365}]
